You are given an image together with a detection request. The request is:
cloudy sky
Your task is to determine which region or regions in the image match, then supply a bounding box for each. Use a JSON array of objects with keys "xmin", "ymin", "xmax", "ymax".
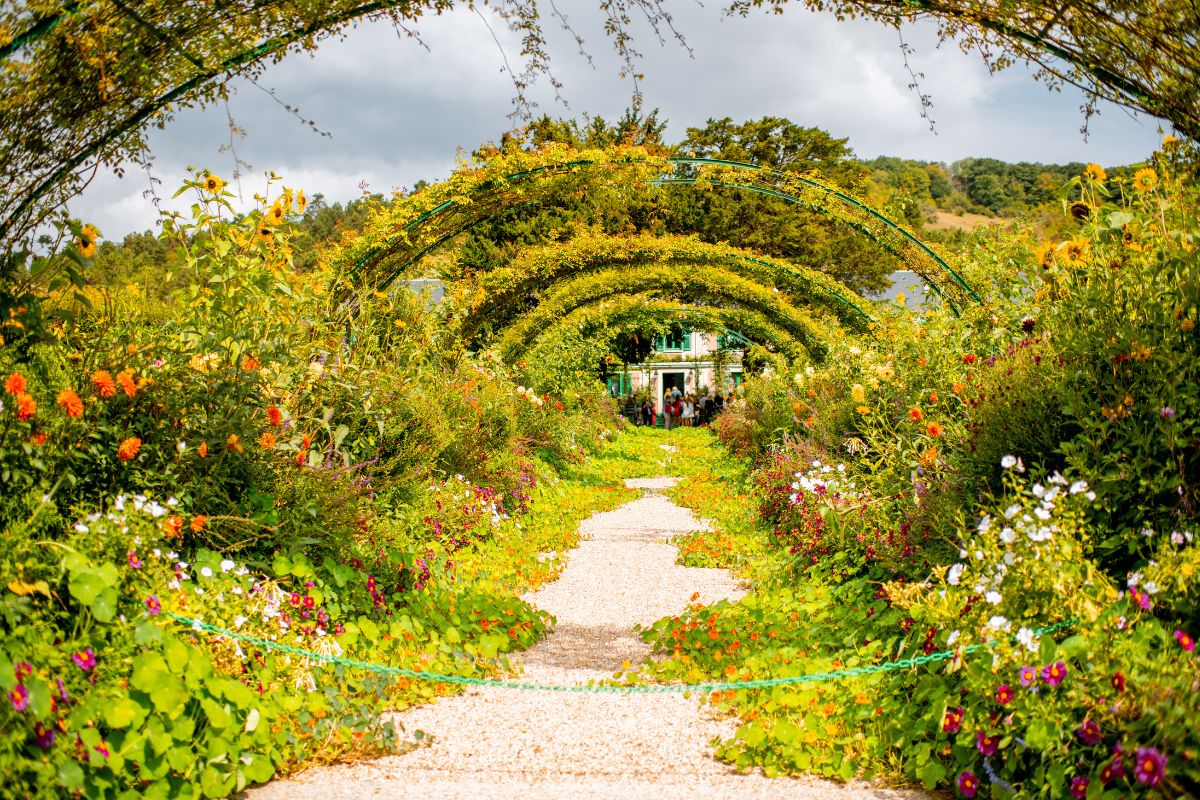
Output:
[{"xmin": 71, "ymin": 2, "xmax": 1168, "ymax": 240}]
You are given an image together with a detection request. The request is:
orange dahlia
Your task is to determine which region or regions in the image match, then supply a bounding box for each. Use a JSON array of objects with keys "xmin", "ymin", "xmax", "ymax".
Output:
[
  {"xmin": 4, "ymin": 372, "xmax": 27, "ymax": 396},
  {"xmin": 116, "ymin": 368, "xmax": 137, "ymax": 398},
  {"xmin": 56, "ymin": 388, "xmax": 83, "ymax": 418},
  {"xmin": 93, "ymin": 370, "xmax": 117, "ymax": 398},
  {"xmin": 117, "ymin": 437, "xmax": 141, "ymax": 461}
]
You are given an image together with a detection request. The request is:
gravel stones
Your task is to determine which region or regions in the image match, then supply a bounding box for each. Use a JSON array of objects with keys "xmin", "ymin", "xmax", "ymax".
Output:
[{"xmin": 247, "ymin": 480, "xmax": 928, "ymax": 800}]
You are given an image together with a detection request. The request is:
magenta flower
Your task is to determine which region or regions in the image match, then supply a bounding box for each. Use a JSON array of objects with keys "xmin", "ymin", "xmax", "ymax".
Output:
[
  {"xmin": 14, "ymin": 661, "xmax": 32, "ymax": 681},
  {"xmin": 145, "ymin": 595, "xmax": 161, "ymax": 617},
  {"xmin": 976, "ymin": 731, "xmax": 1000, "ymax": 756},
  {"xmin": 996, "ymin": 684, "xmax": 1014, "ymax": 705},
  {"xmin": 71, "ymin": 647, "xmax": 96, "ymax": 673},
  {"xmin": 127, "ymin": 551, "xmax": 143, "ymax": 569},
  {"xmin": 56, "ymin": 677, "xmax": 69, "ymax": 703},
  {"xmin": 1101, "ymin": 752, "xmax": 1126, "ymax": 784},
  {"xmin": 303, "ymin": 594, "xmax": 315, "ymax": 610},
  {"xmin": 1069, "ymin": 776, "xmax": 1089, "ymax": 799},
  {"xmin": 1133, "ymin": 747, "xmax": 1167, "ymax": 787},
  {"xmin": 943, "ymin": 706, "xmax": 965, "ymax": 733},
  {"xmin": 957, "ymin": 770, "xmax": 980, "ymax": 798},
  {"xmin": 289, "ymin": 592, "xmax": 301, "ymax": 606},
  {"xmin": 1041, "ymin": 661, "xmax": 1068, "ymax": 687},
  {"xmin": 1174, "ymin": 630, "xmax": 1195, "ymax": 652},
  {"xmin": 1018, "ymin": 665, "xmax": 1037, "ymax": 686},
  {"xmin": 33, "ymin": 722, "xmax": 56, "ymax": 750},
  {"xmin": 1077, "ymin": 719, "xmax": 1102, "ymax": 746},
  {"xmin": 8, "ymin": 684, "xmax": 29, "ymax": 712},
  {"xmin": 94, "ymin": 740, "xmax": 110, "ymax": 759},
  {"xmin": 1160, "ymin": 406, "xmax": 1176, "ymax": 419},
  {"xmin": 1111, "ymin": 672, "xmax": 1126, "ymax": 693}
]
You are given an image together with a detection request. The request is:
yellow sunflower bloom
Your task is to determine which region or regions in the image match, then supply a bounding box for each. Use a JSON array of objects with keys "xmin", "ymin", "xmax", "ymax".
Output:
[
  {"xmin": 1033, "ymin": 242, "xmax": 1056, "ymax": 269},
  {"xmin": 203, "ymin": 173, "xmax": 225, "ymax": 194},
  {"xmin": 1084, "ymin": 163, "xmax": 1107, "ymax": 183},
  {"xmin": 256, "ymin": 225, "xmax": 273, "ymax": 244},
  {"xmin": 76, "ymin": 224, "xmax": 99, "ymax": 259},
  {"xmin": 1132, "ymin": 167, "xmax": 1158, "ymax": 192},
  {"xmin": 295, "ymin": 189, "xmax": 307, "ymax": 213},
  {"xmin": 265, "ymin": 203, "xmax": 286, "ymax": 226},
  {"xmin": 1061, "ymin": 238, "xmax": 1092, "ymax": 268}
]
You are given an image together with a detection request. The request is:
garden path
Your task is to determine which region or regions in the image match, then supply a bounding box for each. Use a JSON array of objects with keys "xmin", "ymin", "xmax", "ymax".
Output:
[{"xmin": 247, "ymin": 478, "xmax": 925, "ymax": 800}]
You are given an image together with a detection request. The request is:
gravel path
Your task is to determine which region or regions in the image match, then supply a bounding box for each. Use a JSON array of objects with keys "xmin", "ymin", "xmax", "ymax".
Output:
[{"xmin": 248, "ymin": 479, "xmax": 926, "ymax": 800}]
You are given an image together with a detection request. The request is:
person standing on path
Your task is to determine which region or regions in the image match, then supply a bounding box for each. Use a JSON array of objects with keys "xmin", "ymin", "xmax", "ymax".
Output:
[
  {"xmin": 681, "ymin": 396, "xmax": 695, "ymax": 427},
  {"xmin": 663, "ymin": 390, "xmax": 674, "ymax": 429}
]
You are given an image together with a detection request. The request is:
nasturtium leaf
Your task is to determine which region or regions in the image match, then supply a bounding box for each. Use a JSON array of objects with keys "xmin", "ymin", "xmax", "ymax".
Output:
[
  {"xmin": 918, "ymin": 759, "xmax": 946, "ymax": 789},
  {"xmin": 105, "ymin": 696, "xmax": 146, "ymax": 729}
]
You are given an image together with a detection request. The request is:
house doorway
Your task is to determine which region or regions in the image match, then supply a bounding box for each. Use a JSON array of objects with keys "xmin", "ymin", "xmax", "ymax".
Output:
[{"xmin": 662, "ymin": 372, "xmax": 686, "ymax": 402}]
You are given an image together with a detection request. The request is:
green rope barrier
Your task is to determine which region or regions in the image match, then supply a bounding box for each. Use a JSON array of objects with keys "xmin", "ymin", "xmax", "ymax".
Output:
[{"xmin": 167, "ymin": 612, "xmax": 1077, "ymax": 695}]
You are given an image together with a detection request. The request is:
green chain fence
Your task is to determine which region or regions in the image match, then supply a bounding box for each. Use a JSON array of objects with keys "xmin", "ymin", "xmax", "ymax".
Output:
[{"xmin": 167, "ymin": 613, "xmax": 1078, "ymax": 695}]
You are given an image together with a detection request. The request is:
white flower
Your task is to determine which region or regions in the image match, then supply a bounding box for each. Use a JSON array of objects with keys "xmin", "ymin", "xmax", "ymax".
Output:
[
  {"xmin": 987, "ymin": 615, "xmax": 1011, "ymax": 631},
  {"xmin": 977, "ymin": 514, "xmax": 992, "ymax": 534},
  {"xmin": 192, "ymin": 619, "xmax": 203, "ymax": 632},
  {"xmin": 975, "ymin": 550, "xmax": 984, "ymax": 560},
  {"xmin": 234, "ymin": 615, "xmax": 248, "ymax": 628},
  {"xmin": 220, "ymin": 559, "xmax": 235, "ymax": 572},
  {"xmin": 985, "ymin": 591, "xmax": 1002, "ymax": 605},
  {"xmin": 999, "ymin": 527, "xmax": 1016, "ymax": 544},
  {"xmin": 200, "ymin": 566, "xmax": 213, "ymax": 578},
  {"xmin": 1085, "ymin": 491, "xmax": 1096, "ymax": 501},
  {"xmin": 1069, "ymin": 480, "xmax": 1088, "ymax": 495},
  {"xmin": 1143, "ymin": 581, "xmax": 1159, "ymax": 595},
  {"xmin": 152, "ymin": 548, "xmax": 161, "ymax": 557},
  {"xmin": 1016, "ymin": 626, "xmax": 1038, "ymax": 652},
  {"xmin": 947, "ymin": 563, "xmax": 965, "ymax": 586},
  {"xmin": 1005, "ymin": 504, "xmax": 1021, "ymax": 520},
  {"xmin": 1127, "ymin": 571, "xmax": 1142, "ymax": 588},
  {"xmin": 1032, "ymin": 483, "xmax": 1046, "ymax": 498},
  {"xmin": 1003, "ymin": 552, "xmax": 1016, "ymax": 566},
  {"xmin": 176, "ymin": 440, "xmax": 187, "ymax": 453},
  {"xmin": 1172, "ymin": 531, "xmax": 1185, "ymax": 545},
  {"xmin": 1141, "ymin": 528, "xmax": 1155, "ymax": 538},
  {"xmin": 947, "ymin": 630, "xmax": 960, "ymax": 646},
  {"xmin": 1000, "ymin": 455, "xmax": 1017, "ymax": 469},
  {"xmin": 166, "ymin": 497, "xmax": 179, "ymax": 507},
  {"xmin": 74, "ymin": 523, "xmax": 89, "ymax": 534},
  {"xmin": 167, "ymin": 551, "xmax": 178, "ymax": 560},
  {"xmin": 1034, "ymin": 506, "xmax": 1052, "ymax": 521}
]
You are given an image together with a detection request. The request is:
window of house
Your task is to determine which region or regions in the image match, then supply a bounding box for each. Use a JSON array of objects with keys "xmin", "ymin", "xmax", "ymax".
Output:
[{"xmin": 657, "ymin": 325, "xmax": 690, "ymax": 352}]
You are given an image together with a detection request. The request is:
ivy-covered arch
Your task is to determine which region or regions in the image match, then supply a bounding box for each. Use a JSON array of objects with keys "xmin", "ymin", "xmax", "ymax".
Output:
[
  {"xmin": 490, "ymin": 263, "xmax": 832, "ymax": 363},
  {"xmin": 449, "ymin": 231, "xmax": 872, "ymax": 345},
  {"xmin": 512, "ymin": 296, "xmax": 808, "ymax": 364},
  {"xmin": 330, "ymin": 143, "xmax": 979, "ymax": 312}
]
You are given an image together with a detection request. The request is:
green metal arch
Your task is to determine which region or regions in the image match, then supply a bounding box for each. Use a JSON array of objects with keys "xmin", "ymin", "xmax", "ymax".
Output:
[
  {"xmin": 451, "ymin": 233, "xmax": 873, "ymax": 344},
  {"xmin": 515, "ymin": 298, "xmax": 807, "ymax": 364},
  {"xmin": 494, "ymin": 263, "xmax": 833, "ymax": 364},
  {"xmin": 340, "ymin": 152, "xmax": 978, "ymax": 314}
]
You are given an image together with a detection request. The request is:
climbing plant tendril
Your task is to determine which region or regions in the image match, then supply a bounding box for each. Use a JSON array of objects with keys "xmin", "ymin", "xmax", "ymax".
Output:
[{"xmin": 167, "ymin": 613, "xmax": 1078, "ymax": 694}]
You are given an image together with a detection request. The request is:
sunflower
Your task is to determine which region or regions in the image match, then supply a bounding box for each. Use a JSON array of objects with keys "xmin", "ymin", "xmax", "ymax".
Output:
[
  {"xmin": 264, "ymin": 203, "xmax": 286, "ymax": 226},
  {"xmin": 1061, "ymin": 238, "xmax": 1092, "ymax": 268},
  {"xmin": 255, "ymin": 224, "xmax": 273, "ymax": 244},
  {"xmin": 1132, "ymin": 167, "xmax": 1158, "ymax": 192},
  {"xmin": 295, "ymin": 189, "xmax": 307, "ymax": 213},
  {"xmin": 1084, "ymin": 163, "xmax": 1107, "ymax": 183},
  {"xmin": 203, "ymin": 173, "xmax": 225, "ymax": 194},
  {"xmin": 77, "ymin": 224, "xmax": 99, "ymax": 259},
  {"xmin": 1162, "ymin": 135, "xmax": 1179, "ymax": 150},
  {"xmin": 1033, "ymin": 242, "xmax": 1056, "ymax": 270},
  {"xmin": 1069, "ymin": 201, "xmax": 1092, "ymax": 221}
]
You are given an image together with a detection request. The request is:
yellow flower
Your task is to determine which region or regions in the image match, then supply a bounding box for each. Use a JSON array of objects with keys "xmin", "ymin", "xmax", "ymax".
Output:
[
  {"xmin": 1084, "ymin": 163, "xmax": 1107, "ymax": 183},
  {"xmin": 76, "ymin": 224, "xmax": 99, "ymax": 259},
  {"xmin": 255, "ymin": 224, "xmax": 273, "ymax": 244},
  {"xmin": 1183, "ymin": 318, "xmax": 1195, "ymax": 333},
  {"xmin": 851, "ymin": 383, "xmax": 866, "ymax": 404},
  {"xmin": 1162, "ymin": 134, "xmax": 1179, "ymax": 150},
  {"xmin": 264, "ymin": 203, "xmax": 286, "ymax": 226},
  {"xmin": 1061, "ymin": 238, "xmax": 1092, "ymax": 268},
  {"xmin": 1132, "ymin": 167, "xmax": 1158, "ymax": 192},
  {"xmin": 855, "ymin": 405, "xmax": 871, "ymax": 415},
  {"xmin": 1033, "ymin": 242, "xmax": 1056, "ymax": 270},
  {"xmin": 295, "ymin": 189, "xmax": 307, "ymax": 213},
  {"xmin": 203, "ymin": 173, "xmax": 225, "ymax": 194}
]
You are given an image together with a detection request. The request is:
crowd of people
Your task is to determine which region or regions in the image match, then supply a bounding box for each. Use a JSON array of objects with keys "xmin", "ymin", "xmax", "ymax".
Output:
[{"xmin": 621, "ymin": 386, "xmax": 727, "ymax": 428}]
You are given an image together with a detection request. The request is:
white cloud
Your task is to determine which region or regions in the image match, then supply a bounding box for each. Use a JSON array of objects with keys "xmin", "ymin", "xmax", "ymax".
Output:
[{"xmin": 67, "ymin": 3, "xmax": 1167, "ymax": 239}]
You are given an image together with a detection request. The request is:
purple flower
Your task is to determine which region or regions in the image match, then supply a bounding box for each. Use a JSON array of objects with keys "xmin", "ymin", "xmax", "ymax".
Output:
[
  {"xmin": 976, "ymin": 731, "xmax": 1000, "ymax": 756},
  {"xmin": 8, "ymin": 684, "xmax": 29, "ymax": 712},
  {"xmin": 1041, "ymin": 661, "xmax": 1068, "ymax": 687},
  {"xmin": 1018, "ymin": 665, "xmax": 1037, "ymax": 686},
  {"xmin": 1101, "ymin": 751, "xmax": 1126, "ymax": 784},
  {"xmin": 1160, "ymin": 406, "xmax": 1176, "ymax": 419},
  {"xmin": 127, "ymin": 551, "xmax": 143, "ymax": 569},
  {"xmin": 1077, "ymin": 719, "xmax": 1102, "ymax": 746},
  {"xmin": 1069, "ymin": 776, "xmax": 1089, "ymax": 799},
  {"xmin": 33, "ymin": 722, "xmax": 56, "ymax": 750},
  {"xmin": 72, "ymin": 648, "xmax": 96, "ymax": 673},
  {"xmin": 1133, "ymin": 747, "xmax": 1167, "ymax": 787},
  {"xmin": 145, "ymin": 595, "xmax": 161, "ymax": 617},
  {"xmin": 957, "ymin": 770, "xmax": 980, "ymax": 798},
  {"xmin": 1174, "ymin": 629, "xmax": 1195, "ymax": 652},
  {"xmin": 14, "ymin": 661, "xmax": 32, "ymax": 681},
  {"xmin": 56, "ymin": 677, "xmax": 69, "ymax": 703}
]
